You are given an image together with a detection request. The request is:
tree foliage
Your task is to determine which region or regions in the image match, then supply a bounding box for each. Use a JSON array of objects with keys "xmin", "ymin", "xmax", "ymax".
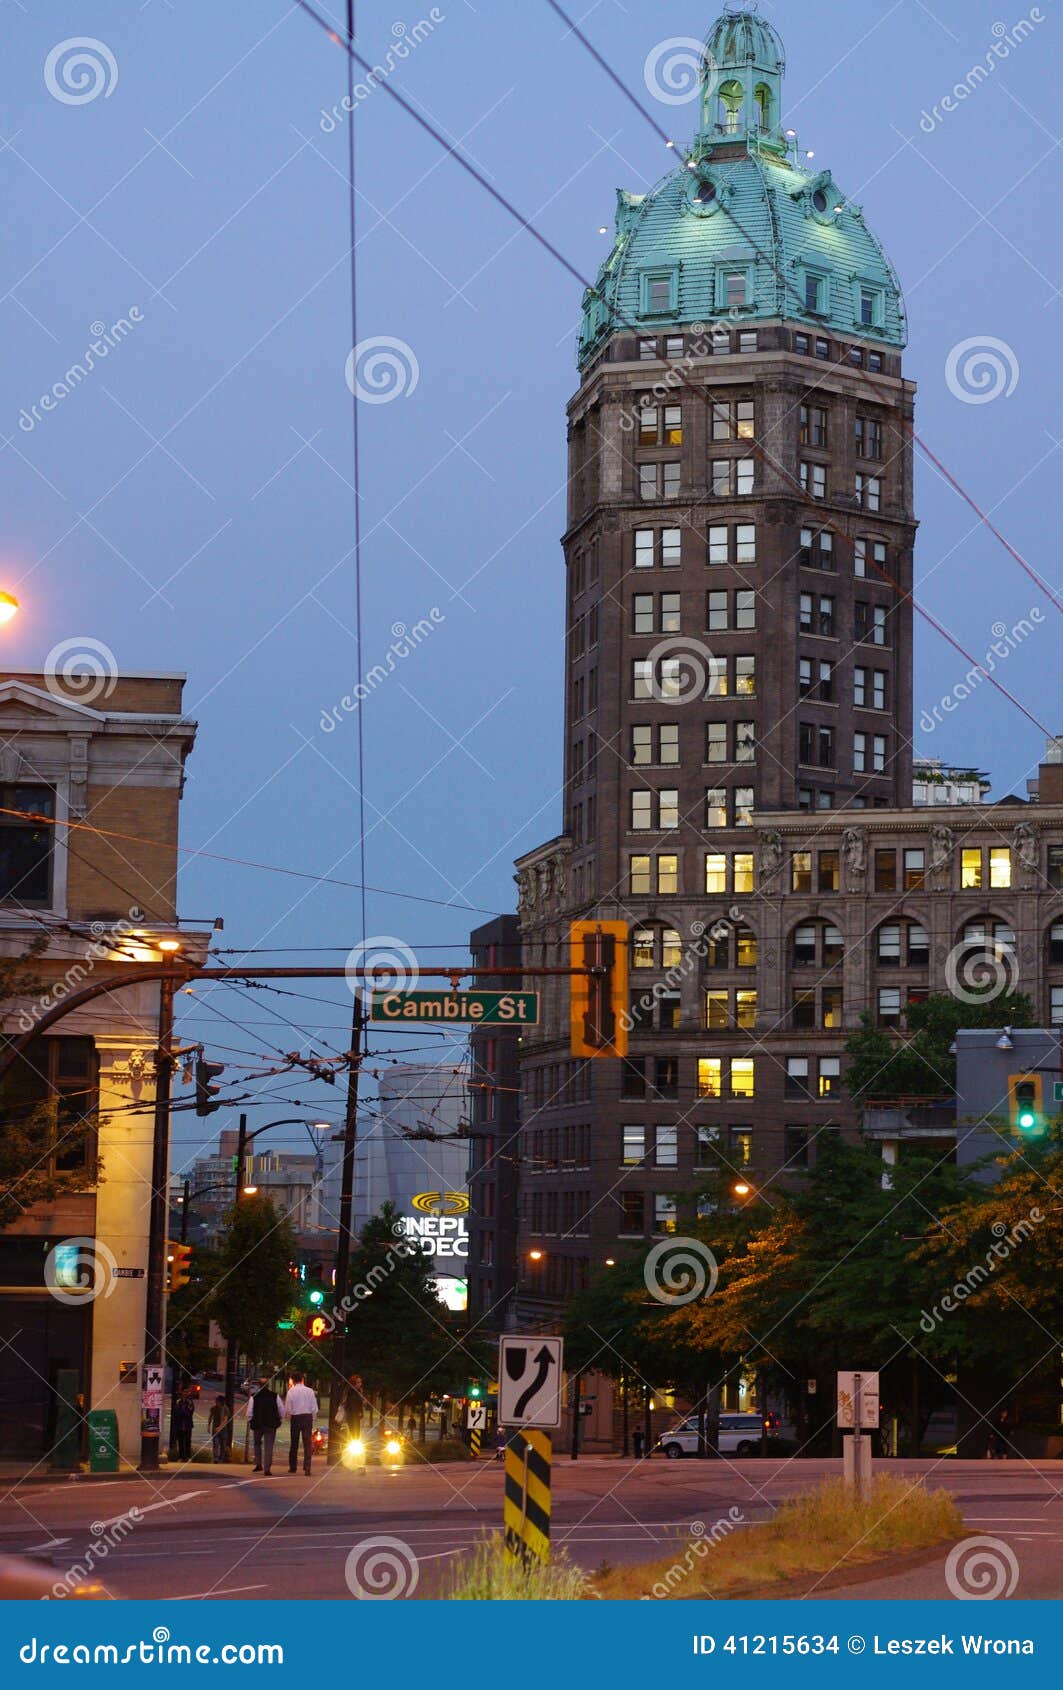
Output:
[
  {"xmin": 341, "ymin": 1203, "xmax": 468, "ymax": 1405},
  {"xmin": 844, "ymin": 990, "xmax": 1036, "ymax": 1102},
  {"xmin": 209, "ymin": 1194, "xmax": 297, "ymax": 1362}
]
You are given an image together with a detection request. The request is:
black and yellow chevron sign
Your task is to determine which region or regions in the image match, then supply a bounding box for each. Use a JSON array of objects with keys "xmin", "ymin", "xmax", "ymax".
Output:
[{"xmin": 503, "ymin": 1430, "xmax": 552, "ymax": 1568}]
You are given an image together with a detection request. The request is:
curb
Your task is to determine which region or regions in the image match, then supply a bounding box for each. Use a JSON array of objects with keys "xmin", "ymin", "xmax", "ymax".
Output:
[{"xmin": 697, "ymin": 1536, "xmax": 963, "ymax": 1602}]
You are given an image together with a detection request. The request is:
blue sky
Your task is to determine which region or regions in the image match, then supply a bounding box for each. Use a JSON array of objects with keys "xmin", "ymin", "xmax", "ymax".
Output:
[{"xmin": 2, "ymin": 0, "xmax": 1060, "ymax": 1158}]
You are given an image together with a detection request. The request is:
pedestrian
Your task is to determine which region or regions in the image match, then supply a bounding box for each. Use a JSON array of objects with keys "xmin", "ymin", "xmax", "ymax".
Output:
[
  {"xmin": 987, "ymin": 1407, "xmax": 1010, "ymax": 1460},
  {"xmin": 343, "ymin": 1373, "xmax": 364, "ymax": 1437},
  {"xmin": 173, "ymin": 1387, "xmax": 194, "ymax": 1462},
  {"xmin": 632, "ymin": 1428, "xmax": 644, "ymax": 1461},
  {"xmin": 208, "ymin": 1396, "xmax": 231, "ymax": 1463},
  {"xmin": 282, "ymin": 1372, "xmax": 319, "ymax": 1474},
  {"xmin": 406, "ymin": 1412, "xmax": 417, "ymax": 1442},
  {"xmin": 494, "ymin": 1424, "xmax": 507, "ymax": 1462},
  {"xmin": 250, "ymin": 1377, "xmax": 282, "ymax": 1475}
]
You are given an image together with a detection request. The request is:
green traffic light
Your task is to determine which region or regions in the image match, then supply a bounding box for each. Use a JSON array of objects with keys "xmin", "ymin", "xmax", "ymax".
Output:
[
  {"xmin": 308, "ymin": 1288, "xmax": 324, "ymax": 1305},
  {"xmin": 1019, "ymin": 1110, "xmax": 1036, "ymax": 1130}
]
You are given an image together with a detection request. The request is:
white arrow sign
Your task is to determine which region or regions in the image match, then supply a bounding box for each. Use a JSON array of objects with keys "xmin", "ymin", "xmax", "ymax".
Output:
[
  {"xmin": 498, "ymin": 1336, "xmax": 563, "ymax": 1429},
  {"xmin": 466, "ymin": 1403, "xmax": 487, "ymax": 1431}
]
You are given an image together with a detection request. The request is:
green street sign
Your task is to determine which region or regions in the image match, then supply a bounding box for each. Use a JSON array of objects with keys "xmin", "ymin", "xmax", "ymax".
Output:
[
  {"xmin": 369, "ymin": 990, "xmax": 539, "ymax": 1025},
  {"xmin": 1054, "ymin": 1082, "xmax": 1063, "ymax": 1104}
]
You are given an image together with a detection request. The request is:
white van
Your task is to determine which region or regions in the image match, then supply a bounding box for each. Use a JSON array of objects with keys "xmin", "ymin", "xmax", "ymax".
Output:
[{"xmin": 658, "ymin": 1411, "xmax": 770, "ymax": 1459}]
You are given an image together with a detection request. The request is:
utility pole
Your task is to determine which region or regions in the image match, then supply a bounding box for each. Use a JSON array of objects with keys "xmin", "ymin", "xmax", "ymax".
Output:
[
  {"xmin": 167, "ymin": 1176, "xmax": 192, "ymax": 1457},
  {"xmin": 222, "ymin": 1112, "xmax": 248, "ymax": 1434},
  {"xmin": 327, "ymin": 996, "xmax": 363, "ymax": 1463},
  {"xmin": 139, "ymin": 968, "xmax": 176, "ymax": 1471}
]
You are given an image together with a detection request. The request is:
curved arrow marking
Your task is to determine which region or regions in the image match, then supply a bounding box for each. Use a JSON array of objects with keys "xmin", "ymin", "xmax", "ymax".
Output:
[{"xmin": 514, "ymin": 1344, "xmax": 555, "ymax": 1419}]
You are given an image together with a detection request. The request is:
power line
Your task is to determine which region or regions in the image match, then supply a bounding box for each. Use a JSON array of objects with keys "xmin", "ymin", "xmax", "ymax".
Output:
[{"xmin": 289, "ymin": 0, "xmax": 1055, "ymax": 741}]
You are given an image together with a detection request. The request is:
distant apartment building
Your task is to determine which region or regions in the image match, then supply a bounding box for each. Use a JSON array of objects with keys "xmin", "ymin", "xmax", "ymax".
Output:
[{"xmin": 913, "ymin": 759, "xmax": 991, "ymax": 807}]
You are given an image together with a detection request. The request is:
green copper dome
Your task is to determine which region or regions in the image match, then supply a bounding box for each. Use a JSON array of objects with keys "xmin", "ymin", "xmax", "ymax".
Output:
[{"xmin": 579, "ymin": 10, "xmax": 906, "ymax": 364}]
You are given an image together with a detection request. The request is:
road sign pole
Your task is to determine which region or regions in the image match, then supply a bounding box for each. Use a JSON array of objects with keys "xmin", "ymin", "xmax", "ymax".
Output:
[{"xmin": 853, "ymin": 1372, "xmax": 863, "ymax": 1497}]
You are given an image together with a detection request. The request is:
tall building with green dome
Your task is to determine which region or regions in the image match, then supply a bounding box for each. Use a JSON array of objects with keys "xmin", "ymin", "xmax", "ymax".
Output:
[{"xmin": 510, "ymin": 7, "xmax": 924, "ymax": 1313}]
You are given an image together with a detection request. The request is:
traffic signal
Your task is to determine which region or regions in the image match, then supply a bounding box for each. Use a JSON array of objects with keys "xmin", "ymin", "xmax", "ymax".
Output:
[
  {"xmin": 195, "ymin": 1054, "xmax": 225, "ymax": 1115},
  {"xmin": 466, "ymin": 1381, "xmax": 483, "ymax": 1400},
  {"xmin": 166, "ymin": 1241, "xmax": 192, "ymax": 1293},
  {"xmin": 306, "ymin": 1286, "xmax": 325, "ymax": 1308},
  {"xmin": 569, "ymin": 920, "xmax": 629, "ymax": 1058},
  {"xmin": 307, "ymin": 1313, "xmax": 329, "ymax": 1340},
  {"xmin": 1009, "ymin": 1072, "xmax": 1044, "ymax": 1135}
]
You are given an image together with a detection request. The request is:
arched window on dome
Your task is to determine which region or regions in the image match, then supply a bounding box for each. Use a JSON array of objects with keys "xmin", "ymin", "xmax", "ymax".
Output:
[
  {"xmin": 717, "ymin": 79, "xmax": 744, "ymax": 135},
  {"xmin": 753, "ymin": 83, "xmax": 772, "ymax": 131}
]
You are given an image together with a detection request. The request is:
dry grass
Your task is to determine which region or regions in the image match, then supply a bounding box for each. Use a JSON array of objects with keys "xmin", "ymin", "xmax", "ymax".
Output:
[
  {"xmin": 442, "ymin": 1535, "xmax": 592, "ymax": 1600},
  {"xmin": 592, "ymin": 1476, "xmax": 962, "ymax": 1601}
]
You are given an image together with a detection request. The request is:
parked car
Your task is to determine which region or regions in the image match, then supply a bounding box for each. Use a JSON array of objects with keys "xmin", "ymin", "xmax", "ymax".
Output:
[{"xmin": 658, "ymin": 1411, "xmax": 773, "ymax": 1459}]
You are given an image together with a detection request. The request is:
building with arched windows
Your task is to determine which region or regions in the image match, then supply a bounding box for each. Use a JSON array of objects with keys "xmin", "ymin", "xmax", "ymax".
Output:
[{"xmin": 501, "ymin": 11, "xmax": 1063, "ymax": 1324}]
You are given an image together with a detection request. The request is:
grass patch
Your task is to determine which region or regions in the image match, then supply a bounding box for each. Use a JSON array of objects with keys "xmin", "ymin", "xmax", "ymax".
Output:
[
  {"xmin": 442, "ymin": 1535, "xmax": 591, "ymax": 1600},
  {"xmin": 410, "ymin": 1438, "xmax": 475, "ymax": 1463},
  {"xmin": 592, "ymin": 1476, "xmax": 962, "ymax": 1601}
]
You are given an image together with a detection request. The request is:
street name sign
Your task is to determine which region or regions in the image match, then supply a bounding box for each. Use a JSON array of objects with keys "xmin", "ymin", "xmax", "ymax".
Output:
[
  {"xmin": 498, "ymin": 1335, "xmax": 563, "ymax": 1429},
  {"xmin": 1054, "ymin": 1082, "xmax": 1063, "ymax": 1104},
  {"xmin": 836, "ymin": 1370, "xmax": 880, "ymax": 1429},
  {"xmin": 370, "ymin": 990, "xmax": 539, "ymax": 1025}
]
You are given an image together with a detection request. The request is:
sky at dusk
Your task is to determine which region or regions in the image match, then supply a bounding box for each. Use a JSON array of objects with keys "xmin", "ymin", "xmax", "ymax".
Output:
[{"xmin": 2, "ymin": 0, "xmax": 1060, "ymax": 1163}]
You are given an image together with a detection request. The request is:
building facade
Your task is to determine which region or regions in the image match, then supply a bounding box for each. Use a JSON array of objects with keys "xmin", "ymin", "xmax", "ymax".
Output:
[
  {"xmin": 509, "ymin": 13, "xmax": 1063, "ymax": 1320},
  {"xmin": 466, "ymin": 916, "xmax": 521, "ymax": 1331},
  {"xmin": 0, "ymin": 669, "xmax": 200, "ymax": 1461}
]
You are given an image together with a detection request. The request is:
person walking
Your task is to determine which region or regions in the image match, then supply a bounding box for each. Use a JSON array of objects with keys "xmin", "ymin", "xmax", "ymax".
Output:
[
  {"xmin": 494, "ymin": 1424, "xmax": 507, "ymax": 1462},
  {"xmin": 208, "ymin": 1396, "xmax": 231, "ymax": 1463},
  {"xmin": 283, "ymin": 1372, "xmax": 319, "ymax": 1474},
  {"xmin": 250, "ymin": 1377, "xmax": 282, "ymax": 1475},
  {"xmin": 173, "ymin": 1387, "xmax": 194, "ymax": 1462}
]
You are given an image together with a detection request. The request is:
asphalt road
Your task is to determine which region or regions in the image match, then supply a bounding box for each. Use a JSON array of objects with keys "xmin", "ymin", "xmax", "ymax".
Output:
[{"xmin": 2, "ymin": 1458, "xmax": 1063, "ymax": 1601}]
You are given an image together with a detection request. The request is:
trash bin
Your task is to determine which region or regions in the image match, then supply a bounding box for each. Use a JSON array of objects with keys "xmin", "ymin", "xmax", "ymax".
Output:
[{"xmin": 87, "ymin": 1409, "xmax": 119, "ymax": 1472}]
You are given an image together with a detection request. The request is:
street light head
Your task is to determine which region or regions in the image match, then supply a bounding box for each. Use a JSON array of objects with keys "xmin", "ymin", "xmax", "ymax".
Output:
[
  {"xmin": 0, "ymin": 593, "xmax": 18, "ymax": 625},
  {"xmin": 242, "ymin": 1183, "xmax": 258, "ymax": 1196},
  {"xmin": 996, "ymin": 1027, "xmax": 1014, "ymax": 1051},
  {"xmin": 528, "ymin": 1248, "xmax": 543, "ymax": 1262},
  {"xmin": 157, "ymin": 937, "xmax": 181, "ymax": 953},
  {"xmin": 311, "ymin": 1121, "xmax": 330, "ymax": 1132},
  {"xmin": 733, "ymin": 1181, "xmax": 752, "ymax": 1198}
]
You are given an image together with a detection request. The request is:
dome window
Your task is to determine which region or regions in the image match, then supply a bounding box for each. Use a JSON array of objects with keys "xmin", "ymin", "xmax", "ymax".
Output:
[
  {"xmin": 640, "ymin": 269, "xmax": 678, "ymax": 317},
  {"xmin": 812, "ymin": 188, "xmax": 828, "ymax": 213},
  {"xmin": 753, "ymin": 84, "xmax": 773, "ymax": 131},
  {"xmin": 697, "ymin": 180, "xmax": 716, "ymax": 205},
  {"xmin": 717, "ymin": 79, "xmax": 744, "ymax": 134}
]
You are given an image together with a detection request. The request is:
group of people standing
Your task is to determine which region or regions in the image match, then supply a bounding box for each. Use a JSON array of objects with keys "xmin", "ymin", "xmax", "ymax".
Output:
[
  {"xmin": 169, "ymin": 1375, "xmax": 320, "ymax": 1472},
  {"xmin": 247, "ymin": 1373, "xmax": 319, "ymax": 1475}
]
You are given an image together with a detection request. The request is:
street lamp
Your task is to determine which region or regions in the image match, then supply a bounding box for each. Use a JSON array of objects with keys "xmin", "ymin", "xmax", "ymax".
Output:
[{"xmin": 0, "ymin": 592, "xmax": 19, "ymax": 624}]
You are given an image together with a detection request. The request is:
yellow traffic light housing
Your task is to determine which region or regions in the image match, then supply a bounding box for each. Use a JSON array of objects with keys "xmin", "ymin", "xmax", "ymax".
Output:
[
  {"xmin": 570, "ymin": 921, "xmax": 628, "ymax": 1058},
  {"xmin": 166, "ymin": 1241, "xmax": 193, "ymax": 1293},
  {"xmin": 1008, "ymin": 1072, "xmax": 1043, "ymax": 1135}
]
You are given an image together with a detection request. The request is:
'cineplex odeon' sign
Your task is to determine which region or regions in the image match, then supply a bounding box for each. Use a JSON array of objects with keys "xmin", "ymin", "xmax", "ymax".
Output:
[{"xmin": 400, "ymin": 1190, "xmax": 469, "ymax": 1258}]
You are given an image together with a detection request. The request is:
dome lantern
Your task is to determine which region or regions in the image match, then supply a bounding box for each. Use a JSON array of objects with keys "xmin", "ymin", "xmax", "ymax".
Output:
[{"xmin": 699, "ymin": 9, "xmax": 786, "ymax": 150}]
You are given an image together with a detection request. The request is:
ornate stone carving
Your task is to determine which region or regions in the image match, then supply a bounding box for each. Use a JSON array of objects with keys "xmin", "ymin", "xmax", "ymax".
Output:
[
  {"xmin": 758, "ymin": 829, "xmax": 783, "ymax": 880},
  {"xmin": 929, "ymin": 824, "xmax": 954, "ymax": 889},
  {"xmin": 1013, "ymin": 820, "xmax": 1038, "ymax": 886},
  {"xmin": 842, "ymin": 827, "xmax": 866, "ymax": 878},
  {"xmin": 108, "ymin": 1047, "xmax": 149, "ymax": 1099}
]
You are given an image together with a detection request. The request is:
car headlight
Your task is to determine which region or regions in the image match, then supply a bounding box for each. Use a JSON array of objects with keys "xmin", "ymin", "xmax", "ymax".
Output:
[
  {"xmin": 346, "ymin": 1438, "xmax": 365, "ymax": 1457},
  {"xmin": 384, "ymin": 1439, "xmax": 402, "ymax": 1456}
]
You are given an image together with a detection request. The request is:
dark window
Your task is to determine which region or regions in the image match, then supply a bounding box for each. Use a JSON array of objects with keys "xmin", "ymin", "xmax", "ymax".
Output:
[
  {"xmin": 2, "ymin": 1036, "xmax": 97, "ymax": 1174},
  {"xmin": 791, "ymin": 989, "xmax": 816, "ymax": 1030},
  {"xmin": 0, "ymin": 785, "xmax": 55, "ymax": 905},
  {"xmin": 653, "ymin": 1057, "xmax": 679, "ymax": 1099},
  {"xmin": 784, "ymin": 1126, "xmax": 809, "ymax": 1168},
  {"xmin": 619, "ymin": 1191, "xmax": 644, "ymax": 1234},
  {"xmin": 818, "ymin": 850, "xmax": 839, "ymax": 892},
  {"xmin": 620, "ymin": 1058, "xmax": 646, "ymax": 1099},
  {"xmin": 874, "ymin": 848, "xmax": 897, "ymax": 892},
  {"xmin": 1048, "ymin": 846, "xmax": 1063, "ymax": 889}
]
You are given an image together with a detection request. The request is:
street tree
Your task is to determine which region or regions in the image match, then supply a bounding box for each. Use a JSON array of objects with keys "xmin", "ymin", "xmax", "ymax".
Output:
[
  {"xmin": 210, "ymin": 1194, "xmax": 297, "ymax": 1364},
  {"xmin": 342, "ymin": 1203, "xmax": 465, "ymax": 1409},
  {"xmin": 844, "ymin": 990, "xmax": 1035, "ymax": 1102}
]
